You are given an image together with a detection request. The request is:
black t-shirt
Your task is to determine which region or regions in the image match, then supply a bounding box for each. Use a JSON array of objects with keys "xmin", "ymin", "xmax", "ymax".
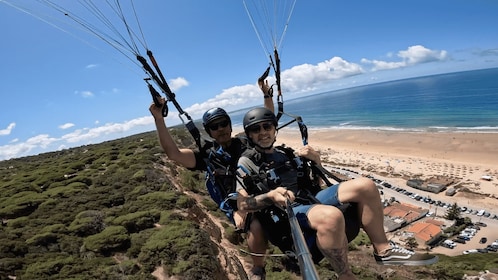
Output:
[
  {"xmin": 190, "ymin": 137, "xmax": 248, "ymax": 197},
  {"xmin": 190, "ymin": 137, "xmax": 246, "ymax": 172}
]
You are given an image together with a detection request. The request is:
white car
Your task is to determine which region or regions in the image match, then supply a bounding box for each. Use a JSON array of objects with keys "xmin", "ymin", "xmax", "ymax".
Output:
[
  {"xmin": 463, "ymin": 249, "xmax": 478, "ymax": 254},
  {"xmin": 443, "ymin": 240, "xmax": 456, "ymax": 248}
]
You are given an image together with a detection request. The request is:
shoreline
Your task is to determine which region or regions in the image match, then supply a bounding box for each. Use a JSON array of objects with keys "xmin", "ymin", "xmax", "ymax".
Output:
[
  {"xmin": 274, "ymin": 129, "xmax": 498, "ymax": 256},
  {"xmin": 273, "ymin": 129, "xmax": 498, "ymax": 210}
]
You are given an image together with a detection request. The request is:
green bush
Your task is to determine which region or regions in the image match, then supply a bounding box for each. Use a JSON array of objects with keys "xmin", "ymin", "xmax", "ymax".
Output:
[
  {"xmin": 137, "ymin": 191, "xmax": 180, "ymax": 210},
  {"xmin": 83, "ymin": 225, "xmax": 130, "ymax": 255},
  {"xmin": 68, "ymin": 210, "xmax": 105, "ymax": 236},
  {"xmin": 22, "ymin": 254, "xmax": 77, "ymax": 279},
  {"xmin": 0, "ymin": 191, "xmax": 46, "ymax": 218},
  {"xmin": 26, "ymin": 232, "xmax": 58, "ymax": 246},
  {"xmin": 44, "ymin": 183, "xmax": 87, "ymax": 198},
  {"xmin": 0, "ymin": 240, "xmax": 28, "ymax": 258},
  {"xmin": 137, "ymin": 221, "xmax": 220, "ymax": 277},
  {"xmin": 111, "ymin": 210, "xmax": 160, "ymax": 233}
]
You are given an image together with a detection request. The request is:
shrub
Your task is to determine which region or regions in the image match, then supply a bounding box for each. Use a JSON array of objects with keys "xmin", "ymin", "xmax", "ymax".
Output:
[
  {"xmin": 137, "ymin": 221, "xmax": 220, "ymax": 277},
  {"xmin": 137, "ymin": 191, "xmax": 180, "ymax": 210},
  {"xmin": 83, "ymin": 225, "xmax": 130, "ymax": 255},
  {"xmin": 0, "ymin": 191, "xmax": 46, "ymax": 218},
  {"xmin": 111, "ymin": 210, "xmax": 160, "ymax": 233},
  {"xmin": 26, "ymin": 232, "xmax": 58, "ymax": 246},
  {"xmin": 68, "ymin": 210, "xmax": 105, "ymax": 236}
]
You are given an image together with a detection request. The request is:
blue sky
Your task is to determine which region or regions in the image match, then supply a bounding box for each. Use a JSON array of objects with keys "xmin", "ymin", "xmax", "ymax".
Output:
[{"xmin": 1, "ymin": 0, "xmax": 497, "ymax": 161}]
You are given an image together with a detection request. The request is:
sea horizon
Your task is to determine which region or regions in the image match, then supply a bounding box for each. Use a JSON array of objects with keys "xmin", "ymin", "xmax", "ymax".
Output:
[{"xmin": 229, "ymin": 67, "xmax": 498, "ymax": 133}]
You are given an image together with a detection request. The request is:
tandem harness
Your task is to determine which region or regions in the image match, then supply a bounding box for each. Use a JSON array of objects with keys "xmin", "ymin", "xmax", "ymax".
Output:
[
  {"xmin": 237, "ymin": 145, "xmax": 361, "ymax": 263},
  {"xmin": 203, "ymin": 136, "xmax": 250, "ymax": 225}
]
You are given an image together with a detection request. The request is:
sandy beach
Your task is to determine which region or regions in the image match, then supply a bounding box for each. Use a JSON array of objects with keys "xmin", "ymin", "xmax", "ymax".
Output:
[
  {"xmin": 275, "ymin": 129, "xmax": 498, "ymax": 195},
  {"xmin": 274, "ymin": 129, "xmax": 498, "ymax": 255}
]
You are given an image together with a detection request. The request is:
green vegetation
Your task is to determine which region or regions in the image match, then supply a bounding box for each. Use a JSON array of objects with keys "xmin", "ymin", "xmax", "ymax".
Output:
[
  {"xmin": 0, "ymin": 131, "xmax": 225, "ymax": 279},
  {"xmin": 1, "ymin": 129, "xmax": 497, "ymax": 279}
]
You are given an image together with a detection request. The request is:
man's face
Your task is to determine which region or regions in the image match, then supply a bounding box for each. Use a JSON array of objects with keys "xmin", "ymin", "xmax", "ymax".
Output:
[
  {"xmin": 247, "ymin": 121, "xmax": 275, "ymax": 149},
  {"xmin": 208, "ymin": 117, "xmax": 232, "ymax": 145}
]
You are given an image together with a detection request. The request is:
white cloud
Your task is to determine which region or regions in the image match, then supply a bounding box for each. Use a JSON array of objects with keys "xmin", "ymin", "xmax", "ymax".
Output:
[
  {"xmin": 0, "ymin": 134, "xmax": 59, "ymax": 160},
  {"xmin": 26, "ymin": 134, "xmax": 59, "ymax": 148},
  {"xmin": 185, "ymin": 57, "xmax": 365, "ymax": 114},
  {"xmin": 0, "ymin": 117, "xmax": 155, "ymax": 161},
  {"xmin": 0, "ymin": 45, "xmax": 456, "ymax": 161},
  {"xmin": 398, "ymin": 45, "xmax": 448, "ymax": 64},
  {"xmin": 282, "ymin": 57, "xmax": 364, "ymax": 93},
  {"xmin": 86, "ymin": 64, "xmax": 98, "ymax": 69},
  {"xmin": 169, "ymin": 77, "xmax": 189, "ymax": 91},
  {"xmin": 360, "ymin": 59, "xmax": 406, "ymax": 71},
  {"xmin": 362, "ymin": 45, "xmax": 448, "ymax": 71},
  {"xmin": 59, "ymin": 123, "xmax": 75, "ymax": 130},
  {"xmin": 75, "ymin": 90, "xmax": 94, "ymax": 98},
  {"xmin": 61, "ymin": 116, "xmax": 153, "ymax": 143},
  {"xmin": 0, "ymin": 123, "xmax": 16, "ymax": 136},
  {"xmin": 185, "ymin": 84, "xmax": 262, "ymax": 116}
]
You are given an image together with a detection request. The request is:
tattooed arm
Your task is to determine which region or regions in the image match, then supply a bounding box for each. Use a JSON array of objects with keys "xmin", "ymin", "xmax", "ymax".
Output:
[{"xmin": 237, "ymin": 187, "xmax": 295, "ymax": 212}]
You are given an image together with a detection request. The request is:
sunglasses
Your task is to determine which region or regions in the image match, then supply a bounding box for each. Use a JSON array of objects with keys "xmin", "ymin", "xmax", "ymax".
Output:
[
  {"xmin": 248, "ymin": 122, "xmax": 274, "ymax": 134},
  {"xmin": 208, "ymin": 119, "xmax": 230, "ymax": 131}
]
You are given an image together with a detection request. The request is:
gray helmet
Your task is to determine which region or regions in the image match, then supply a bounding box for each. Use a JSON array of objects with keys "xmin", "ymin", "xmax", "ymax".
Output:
[
  {"xmin": 243, "ymin": 107, "xmax": 277, "ymax": 133},
  {"xmin": 202, "ymin": 107, "xmax": 231, "ymax": 135}
]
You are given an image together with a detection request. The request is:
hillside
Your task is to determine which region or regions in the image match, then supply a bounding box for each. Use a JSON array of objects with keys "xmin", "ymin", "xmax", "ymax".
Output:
[{"xmin": 1, "ymin": 128, "xmax": 497, "ymax": 279}]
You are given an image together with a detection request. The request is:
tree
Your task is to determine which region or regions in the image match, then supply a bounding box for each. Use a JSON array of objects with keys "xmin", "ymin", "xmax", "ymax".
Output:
[
  {"xmin": 444, "ymin": 203, "xmax": 461, "ymax": 221},
  {"xmin": 405, "ymin": 237, "xmax": 419, "ymax": 249}
]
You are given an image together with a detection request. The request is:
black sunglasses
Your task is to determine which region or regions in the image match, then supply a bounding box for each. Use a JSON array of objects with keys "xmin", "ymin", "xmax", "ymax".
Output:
[
  {"xmin": 248, "ymin": 122, "xmax": 274, "ymax": 134},
  {"xmin": 208, "ymin": 119, "xmax": 230, "ymax": 131}
]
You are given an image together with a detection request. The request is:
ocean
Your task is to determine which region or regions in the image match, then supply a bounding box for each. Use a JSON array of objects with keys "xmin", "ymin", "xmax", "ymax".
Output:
[{"xmin": 230, "ymin": 67, "xmax": 498, "ymax": 133}]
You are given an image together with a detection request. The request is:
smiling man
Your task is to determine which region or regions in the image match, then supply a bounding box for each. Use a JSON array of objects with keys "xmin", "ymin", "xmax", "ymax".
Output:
[{"xmin": 235, "ymin": 107, "xmax": 438, "ymax": 279}]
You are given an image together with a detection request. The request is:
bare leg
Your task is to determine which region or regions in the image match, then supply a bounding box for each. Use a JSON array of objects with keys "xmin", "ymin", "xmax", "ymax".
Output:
[
  {"xmin": 337, "ymin": 177, "xmax": 390, "ymax": 253},
  {"xmin": 246, "ymin": 217, "xmax": 266, "ymax": 268},
  {"xmin": 307, "ymin": 205, "xmax": 357, "ymax": 279}
]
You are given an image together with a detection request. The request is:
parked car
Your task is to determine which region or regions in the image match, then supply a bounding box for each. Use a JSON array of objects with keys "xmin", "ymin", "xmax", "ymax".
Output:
[
  {"xmin": 443, "ymin": 240, "xmax": 456, "ymax": 248},
  {"xmin": 480, "ymin": 237, "xmax": 488, "ymax": 244},
  {"xmin": 453, "ymin": 238, "xmax": 466, "ymax": 244},
  {"xmin": 463, "ymin": 249, "xmax": 478, "ymax": 254},
  {"xmin": 458, "ymin": 235, "xmax": 471, "ymax": 241},
  {"xmin": 486, "ymin": 245, "xmax": 497, "ymax": 252},
  {"xmin": 475, "ymin": 222, "xmax": 487, "ymax": 227}
]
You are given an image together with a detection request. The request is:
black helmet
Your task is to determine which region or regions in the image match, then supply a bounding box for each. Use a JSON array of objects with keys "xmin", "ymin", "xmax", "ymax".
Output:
[
  {"xmin": 202, "ymin": 107, "xmax": 231, "ymax": 135},
  {"xmin": 243, "ymin": 107, "xmax": 277, "ymax": 133}
]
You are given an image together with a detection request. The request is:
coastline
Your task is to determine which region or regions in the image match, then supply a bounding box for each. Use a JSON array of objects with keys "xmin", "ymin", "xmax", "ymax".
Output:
[
  {"xmin": 274, "ymin": 129, "xmax": 498, "ymax": 256},
  {"xmin": 274, "ymin": 129, "xmax": 498, "ymax": 203}
]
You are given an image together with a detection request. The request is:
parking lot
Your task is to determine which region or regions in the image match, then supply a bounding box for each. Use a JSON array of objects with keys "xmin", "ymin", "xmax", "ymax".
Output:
[{"xmin": 330, "ymin": 166, "xmax": 498, "ymax": 256}]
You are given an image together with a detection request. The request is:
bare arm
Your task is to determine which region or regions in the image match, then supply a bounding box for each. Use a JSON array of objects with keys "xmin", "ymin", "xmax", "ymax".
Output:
[
  {"xmin": 149, "ymin": 99, "xmax": 197, "ymax": 168},
  {"xmin": 259, "ymin": 78, "xmax": 275, "ymax": 113},
  {"xmin": 296, "ymin": 145, "xmax": 322, "ymax": 165},
  {"xmin": 237, "ymin": 187, "xmax": 295, "ymax": 212}
]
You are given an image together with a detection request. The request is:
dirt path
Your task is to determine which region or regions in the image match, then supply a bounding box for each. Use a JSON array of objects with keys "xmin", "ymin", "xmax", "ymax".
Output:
[{"xmin": 154, "ymin": 162, "xmax": 251, "ymax": 280}]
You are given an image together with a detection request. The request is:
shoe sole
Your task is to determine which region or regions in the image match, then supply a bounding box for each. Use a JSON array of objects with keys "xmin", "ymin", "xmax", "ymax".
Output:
[{"xmin": 376, "ymin": 255, "xmax": 439, "ymax": 266}]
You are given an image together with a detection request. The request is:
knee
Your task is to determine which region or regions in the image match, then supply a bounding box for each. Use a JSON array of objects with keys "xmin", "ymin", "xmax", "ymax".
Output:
[
  {"xmin": 312, "ymin": 207, "xmax": 345, "ymax": 234},
  {"xmin": 353, "ymin": 177, "xmax": 378, "ymax": 196}
]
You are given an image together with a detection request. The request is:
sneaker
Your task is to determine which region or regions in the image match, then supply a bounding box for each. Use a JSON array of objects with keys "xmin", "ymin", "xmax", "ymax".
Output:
[
  {"xmin": 248, "ymin": 266, "xmax": 266, "ymax": 280},
  {"xmin": 374, "ymin": 241, "xmax": 439, "ymax": 266}
]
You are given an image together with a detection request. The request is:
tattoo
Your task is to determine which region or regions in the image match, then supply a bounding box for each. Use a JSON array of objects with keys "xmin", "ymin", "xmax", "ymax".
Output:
[
  {"xmin": 320, "ymin": 240, "xmax": 351, "ymax": 276},
  {"xmin": 243, "ymin": 193, "xmax": 274, "ymax": 211}
]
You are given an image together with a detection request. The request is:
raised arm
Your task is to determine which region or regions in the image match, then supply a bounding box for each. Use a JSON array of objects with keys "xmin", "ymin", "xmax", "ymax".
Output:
[
  {"xmin": 149, "ymin": 98, "xmax": 197, "ymax": 169},
  {"xmin": 259, "ymin": 78, "xmax": 275, "ymax": 113}
]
